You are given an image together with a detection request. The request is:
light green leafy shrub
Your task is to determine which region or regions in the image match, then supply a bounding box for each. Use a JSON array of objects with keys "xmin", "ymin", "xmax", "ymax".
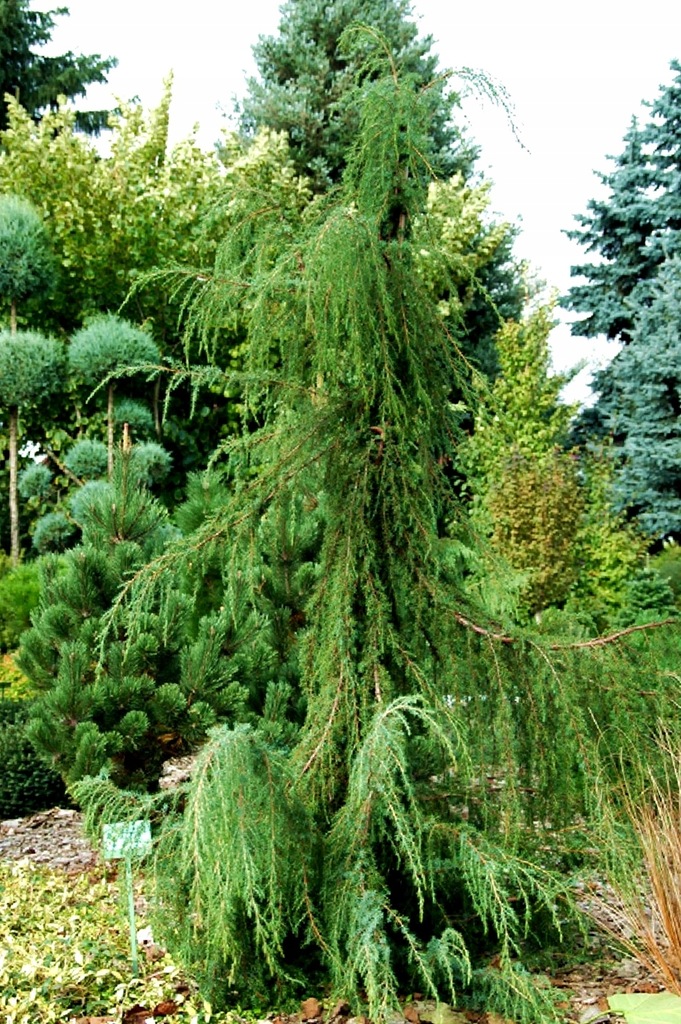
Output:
[
  {"xmin": 0, "ymin": 561, "xmax": 41, "ymax": 650},
  {"xmin": 651, "ymin": 540, "xmax": 681, "ymax": 603},
  {"xmin": 0, "ymin": 651, "xmax": 32, "ymax": 696},
  {"xmin": 0, "ymin": 860, "xmax": 232, "ymax": 1022}
]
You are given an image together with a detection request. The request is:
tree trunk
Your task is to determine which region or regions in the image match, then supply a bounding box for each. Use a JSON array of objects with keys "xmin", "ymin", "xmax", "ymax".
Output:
[
  {"xmin": 9, "ymin": 407, "xmax": 19, "ymax": 566},
  {"xmin": 153, "ymin": 376, "xmax": 162, "ymax": 438},
  {"xmin": 107, "ymin": 383, "xmax": 114, "ymax": 478}
]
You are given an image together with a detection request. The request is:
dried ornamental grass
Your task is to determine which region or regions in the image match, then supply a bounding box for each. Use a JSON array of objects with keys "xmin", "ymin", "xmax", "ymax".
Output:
[{"xmin": 588, "ymin": 741, "xmax": 681, "ymax": 995}]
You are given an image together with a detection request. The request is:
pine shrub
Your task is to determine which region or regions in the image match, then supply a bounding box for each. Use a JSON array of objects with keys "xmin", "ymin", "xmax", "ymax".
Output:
[
  {"xmin": 20, "ymin": 449, "xmax": 243, "ymax": 790},
  {"xmin": 0, "ymin": 713, "xmax": 67, "ymax": 817}
]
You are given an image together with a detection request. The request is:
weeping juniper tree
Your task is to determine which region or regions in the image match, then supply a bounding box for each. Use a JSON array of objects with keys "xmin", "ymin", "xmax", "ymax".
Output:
[{"xmin": 76, "ymin": 52, "xmax": 681, "ymax": 1021}]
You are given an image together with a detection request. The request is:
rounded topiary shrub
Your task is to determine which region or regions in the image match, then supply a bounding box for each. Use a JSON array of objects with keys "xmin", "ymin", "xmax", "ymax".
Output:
[
  {"xmin": 114, "ymin": 398, "xmax": 155, "ymax": 440},
  {"xmin": 64, "ymin": 439, "xmax": 108, "ymax": 480},
  {"xmin": 32, "ymin": 512, "xmax": 76, "ymax": 554},
  {"xmin": 18, "ymin": 461, "xmax": 52, "ymax": 500},
  {"xmin": 130, "ymin": 442, "xmax": 172, "ymax": 488},
  {"xmin": 0, "ymin": 716, "xmax": 68, "ymax": 818}
]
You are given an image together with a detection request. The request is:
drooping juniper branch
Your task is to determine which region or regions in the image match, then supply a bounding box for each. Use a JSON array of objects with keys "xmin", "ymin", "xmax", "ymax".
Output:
[{"xmin": 453, "ymin": 609, "xmax": 677, "ymax": 650}]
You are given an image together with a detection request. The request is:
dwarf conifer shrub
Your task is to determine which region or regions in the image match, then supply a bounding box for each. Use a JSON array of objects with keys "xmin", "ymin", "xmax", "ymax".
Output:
[
  {"xmin": 0, "ymin": 713, "xmax": 67, "ymax": 817},
  {"xmin": 19, "ymin": 449, "xmax": 236, "ymax": 790},
  {"xmin": 63, "ymin": 439, "xmax": 109, "ymax": 480},
  {"xmin": 18, "ymin": 461, "xmax": 52, "ymax": 499}
]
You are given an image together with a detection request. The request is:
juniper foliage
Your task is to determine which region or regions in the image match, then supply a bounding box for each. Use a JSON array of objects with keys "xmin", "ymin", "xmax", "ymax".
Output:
[
  {"xmin": 239, "ymin": 0, "xmax": 472, "ymax": 190},
  {"xmin": 75, "ymin": 62, "xmax": 681, "ymax": 1020}
]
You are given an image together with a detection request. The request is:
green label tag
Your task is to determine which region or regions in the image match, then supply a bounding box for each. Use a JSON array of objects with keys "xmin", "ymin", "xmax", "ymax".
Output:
[{"xmin": 102, "ymin": 820, "xmax": 152, "ymax": 860}]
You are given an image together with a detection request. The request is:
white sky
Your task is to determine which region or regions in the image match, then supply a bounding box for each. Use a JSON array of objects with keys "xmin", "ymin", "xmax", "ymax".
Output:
[{"xmin": 39, "ymin": 0, "xmax": 681, "ymax": 401}]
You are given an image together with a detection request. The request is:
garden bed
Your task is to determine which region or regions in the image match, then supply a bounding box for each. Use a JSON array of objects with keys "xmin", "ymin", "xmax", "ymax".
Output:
[{"xmin": 0, "ymin": 807, "xmax": 664, "ymax": 1024}]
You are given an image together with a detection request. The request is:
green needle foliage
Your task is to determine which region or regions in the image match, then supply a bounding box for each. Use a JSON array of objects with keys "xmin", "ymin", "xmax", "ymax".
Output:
[
  {"xmin": 72, "ymin": 57, "xmax": 681, "ymax": 1021},
  {"xmin": 239, "ymin": 0, "xmax": 473, "ymax": 190},
  {"xmin": 69, "ymin": 313, "xmax": 161, "ymax": 476},
  {"xmin": 0, "ymin": 193, "xmax": 54, "ymax": 327},
  {"xmin": 19, "ymin": 448, "xmax": 241, "ymax": 790}
]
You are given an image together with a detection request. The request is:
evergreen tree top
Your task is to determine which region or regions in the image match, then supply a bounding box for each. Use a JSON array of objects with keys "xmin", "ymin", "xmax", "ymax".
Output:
[
  {"xmin": 0, "ymin": 0, "xmax": 117, "ymax": 134},
  {"xmin": 593, "ymin": 256, "xmax": 681, "ymax": 539},
  {"xmin": 564, "ymin": 60, "xmax": 681, "ymax": 344},
  {"xmin": 0, "ymin": 192, "xmax": 55, "ymax": 306},
  {"xmin": 239, "ymin": 0, "xmax": 476, "ymax": 190}
]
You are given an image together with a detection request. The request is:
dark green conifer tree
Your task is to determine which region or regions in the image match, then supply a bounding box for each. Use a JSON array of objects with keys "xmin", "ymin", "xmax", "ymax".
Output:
[
  {"xmin": 564, "ymin": 61, "xmax": 681, "ymax": 346},
  {"xmin": 0, "ymin": 0, "xmax": 116, "ymax": 134},
  {"xmin": 565, "ymin": 62, "xmax": 681, "ymax": 531},
  {"xmin": 239, "ymin": 0, "xmax": 472, "ymax": 190},
  {"xmin": 565, "ymin": 118, "xmax": 657, "ymax": 345},
  {"xmin": 589, "ymin": 257, "xmax": 681, "ymax": 539},
  {"xmin": 19, "ymin": 448, "xmax": 243, "ymax": 789}
]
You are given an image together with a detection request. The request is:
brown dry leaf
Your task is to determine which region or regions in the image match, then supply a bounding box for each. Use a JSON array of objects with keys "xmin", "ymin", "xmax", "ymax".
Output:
[
  {"xmin": 635, "ymin": 981, "xmax": 664, "ymax": 994},
  {"xmin": 301, "ymin": 998, "xmax": 322, "ymax": 1020},
  {"xmin": 123, "ymin": 1006, "xmax": 153, "ymax": 1024},
  {"xmin": 153, "ymin": 1002, "xmax": 179, "ymax": 1017}
]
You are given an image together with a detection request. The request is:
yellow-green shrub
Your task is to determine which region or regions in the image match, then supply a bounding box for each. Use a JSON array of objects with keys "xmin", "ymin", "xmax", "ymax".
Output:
[{"xmin": 0, "ymin": 860, "xmax": 233, "ymax": 1023}]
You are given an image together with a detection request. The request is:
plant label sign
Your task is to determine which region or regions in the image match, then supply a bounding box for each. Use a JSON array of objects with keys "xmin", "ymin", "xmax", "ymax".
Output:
[{"xmin": 102, "ymin": 820, "xmax": 152, "ymax": 860}]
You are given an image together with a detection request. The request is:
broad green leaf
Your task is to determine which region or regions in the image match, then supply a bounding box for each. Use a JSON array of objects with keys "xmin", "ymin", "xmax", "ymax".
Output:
[{"xmin": 608, "ymin": 992, "xmax": 681, "ymax": 1023}]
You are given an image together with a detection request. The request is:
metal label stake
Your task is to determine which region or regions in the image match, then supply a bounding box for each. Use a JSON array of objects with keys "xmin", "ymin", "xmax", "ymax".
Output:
[{"xmin": 102, "ymin": 820, "xmax": 153, "ymax": 976}]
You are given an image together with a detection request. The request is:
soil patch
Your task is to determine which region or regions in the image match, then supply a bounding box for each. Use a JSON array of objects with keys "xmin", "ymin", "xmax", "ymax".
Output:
[{"xmin": 0, "ymin": 806, "xmax": 98, "ymax": 873}]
